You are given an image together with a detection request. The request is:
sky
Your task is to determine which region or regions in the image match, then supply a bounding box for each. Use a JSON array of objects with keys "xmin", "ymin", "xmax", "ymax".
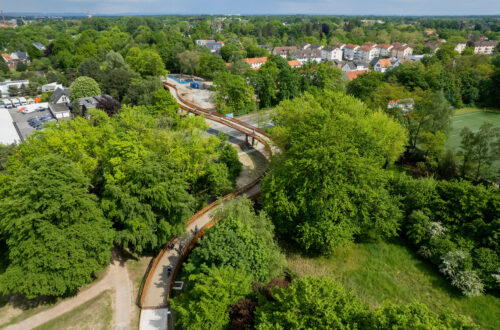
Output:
[{"xmin": 3, "ymin": 0, "xmax": 500, "ymax": 16}]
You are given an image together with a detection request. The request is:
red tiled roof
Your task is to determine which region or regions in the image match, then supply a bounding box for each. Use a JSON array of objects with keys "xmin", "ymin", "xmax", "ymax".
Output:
[
  {"xmin": 2, "ymin": 53, "xmax": 13, "ymax": 61},
  {"xmin": 288, "ymin": 60, "xmax": 301, "ymax": 67},
  {"xmin": 362, "ymin": 42, "xmax": 377, "ymax": 47},
  {"xmin": 378, "ymin": 58, "xmax": 392, "ymax": 68},
  {"xmin": 345, "ymin": 69, "xmax": 370, "ymax": 81},
  {"xmin": 345, "ymin": 44, "xmax": 359, "ymax": 49},
  {"xmin": 376, "ymin": 44, "xmax": 393, "ymax": 49},
  {"xmin": 244, "ymin": 57, "xmax": 268, "ymax": 65},
  {"xmin": 358, "ymin": 45, "xmax": 373, "ymax": 51}
]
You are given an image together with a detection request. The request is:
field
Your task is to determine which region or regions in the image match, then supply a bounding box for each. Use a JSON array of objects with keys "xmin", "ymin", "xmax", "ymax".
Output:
[
  {"xmin": 33, "ymin": 290, "xmax": 113, "ymax": 330},
  {"xmin": 287, "ymin": 239, "xmax": 500, "ymax": 329},
  {"xmin": 447, "ymin": 110, "xmax": 500, "ymax": 150}
]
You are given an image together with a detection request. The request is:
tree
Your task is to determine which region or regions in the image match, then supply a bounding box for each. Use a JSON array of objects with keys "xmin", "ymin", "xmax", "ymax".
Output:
[
  {"xmin": 0, "ymin": 155, "xmax": 113, "ymax": 298},
  {"xmin": 96, "ymin": 95, "xmax": 121, "ymax": 117},
  {"xmin": 255, "ymin": 277, "xmax": 369, "ymax": 329},
  {"xmin": 347, "ymin": 71, "xmax": 385, "ymax": 101},
  {"xmin": 405, "ymin": 91, "xmax": 453, "ymax": 150},
  {"xmin": 151, "ymin": 88, "xmax": 179, "ymax": 117},
  {"xmin": 0, "ymin": 143, "xmax": 16, "ymax": 172},
  {"xmin": 458, "ymin": 123, "xmax": 500, "ymax": 180},
  {"xmin": 101, "ymin": 151, "xmax": 194, "ymax": 253},
  {"xmin": 78, "ymin": 59, "xmax": 102, "ymax": 81},
  {"xmin": 171, "ymin": 267, "xmax": 253, "ymax": 330},
  {"xmin": 122, "ymin": 77, "xmax": 162, "ymax": 106},
  {"xmin": 370, "ymin": 302, "xmax": 476, "ymax": 329},
  {"xmin": 15, "ymin": 61, "xmax": 27, "ymax": 72},
  {"xmin": 196, "ymin": 53, "xmax": 227, "ymax": 80},
  {"xmin": 178, "ymin": 50, "xmax": 200, "ymax": 76},
  {"xmin": 183, "ymin": 197, "xmax": 285, "ymax": 282},
  {"xmin": 220, "ymin": 44, "xmax": 245, "ymax": 62},
  {"xmin": 125, "ymin": 47, "xmax": 166, "ymax": 78},
  {"xmin": 0, "ymin": 59, "xmax": 9, "ymax": 73},
  {"xmin": 69, "ymin": 76, "xmax": 101, "ymax": 107},
  {"xmin": 262, "ymin": 93, "xmax": 406, "ymax": 254},
  {"xmin": 213, "ymin": 72, "xmax": 256, "ymax": 115}
]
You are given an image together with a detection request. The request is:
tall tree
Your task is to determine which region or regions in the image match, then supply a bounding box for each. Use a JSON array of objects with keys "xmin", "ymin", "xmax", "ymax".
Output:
[{"xmin": 0, "ymin": 155, "xmax": 113, "ymax": 298}]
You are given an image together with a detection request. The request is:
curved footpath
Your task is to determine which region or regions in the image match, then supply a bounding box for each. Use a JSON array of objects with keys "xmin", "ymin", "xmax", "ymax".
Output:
[
  {"xmin": 4, "ymin": 250, "xmax": 132, "ymax": 330},
  {"xmin": 139, "ymin": 79, "xmax": 272, "ymax": 330}
]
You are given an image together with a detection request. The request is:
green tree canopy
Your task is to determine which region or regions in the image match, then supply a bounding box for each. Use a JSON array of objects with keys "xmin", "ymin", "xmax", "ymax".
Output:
[
  {"xmin": 255, "ymin": 277, "xmax": 369, "ymax": 329},
  {"xmin": 69, "ymin": 76, "xmax": 101, "ymax": 106},
  {"xmin": 262, "ymin": 92, "xmax": 406, "ymax": 254},
  {"xmin": 213, "ymin": 72, "xmax": 256, "ymax": 115},
  {"xmin": 0, "ymin": 155, "xmax": 113, "ymax": 298},
  {"xmin": 171, "ymin": 267, "xmax": 253, "ymax": 330},
  {"xmin": 184, "ymin": 197, "xmax": 285, "ymax": 282}
]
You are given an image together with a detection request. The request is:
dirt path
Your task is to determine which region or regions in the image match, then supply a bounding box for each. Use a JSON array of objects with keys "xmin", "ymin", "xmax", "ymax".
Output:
[{"xmin": 4, "ymin": 251, "xmax": 133, "ymax": 330}]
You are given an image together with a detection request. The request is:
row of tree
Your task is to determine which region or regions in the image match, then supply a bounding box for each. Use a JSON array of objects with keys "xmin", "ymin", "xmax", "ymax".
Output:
[
  {"xmin": 0, "ymin": 90, "xmax": 242, "ymax": 298},
  {"xmin": 171, "ymin": 198, "xmax": 476, "ymax": 329}
]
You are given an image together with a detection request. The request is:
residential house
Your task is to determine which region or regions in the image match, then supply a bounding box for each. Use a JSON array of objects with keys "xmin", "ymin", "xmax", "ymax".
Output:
[
  {"xmin": 10, "ymin": 52, "xmax": 29, "ymax": 64},
  {"xmin": 321, "ymin": 46, "xmax": 343, "ymax": 61},
  {"xmin": 391, "ymin": 46, "xmax": 413, "ymax": 59},
  {"xmin": 333, "ymin": 42, "xmax": 346, "ymax": 50},
  {"xmin": 288, "ymin": 60, "xmax": 301, "ymax": 68},
  {"xmin": 343, "ymin": 44, "xmax": 360, "ymax": 61},
  {"xmin": 42, "ymin": 82, "xmax": 64, "ymax": 92},
  {"xmin": 373, "ymin": 58, "xmax": 392, "ymax": 73},
  {"xmin": 295, "ymin": 49, "xmax": 322, "ymax": 64},
  {"xmin": 388, "ymin": 98, "xmax": 415, "ymax": 115},
  {"xmin": 49, "ymin": 87, "xmax": 71, "ymax": 119},
  {"xmin": 196, "ymin": 40, "xmax": 225, "ymax": 53},
  {"xmin": 48, "ymin": 103, "xmax": 72, "ymax": 119},
  {"xmin": 341, "ymin": 61, "xmax": 368, "ymax": 72},
  {"xmin": 424, "ymin": 41, "xmax": 441, "ymax": 53},
  {"xmin": 343, "ymin": 69, "xmax": 371, "ymax": 81},
  {"xmin": 376, "ymin": 44, "xmax": 394, "ymax": 57},
  {"xmin": 472, "ymin": 41, "xmax": 499, "ymax": 55},
  {"xmin": 33, "ymin": 42, "xmax": 46, "ymax": 51},
  {"xmin": 356, "ymin": 45, "xmax": 379, "ymax": 62},
  {"xmin": 51, "ymin": 88, "xmax": 70, "ymax": 104},
  {"xmin": 391, "ymin": 42, "xmax": 407, "ymax": 48},
  {"xmin": 1, "ymin": 53, "xmax": 15, "ymax": 69},
  {"xmin": 244, "ymin": 57, "xmax": 268, "ymax": 70},
  {"xmin": 0, "ymin": 80, "xmax": 29, "ymax": 97},
  {"xmin": 455, "ymin": 43, "xmax": 466, "ymax": 53},
  {"xmin": 273, "ymin": 46, "xmax": 297, "ymax": 58}
]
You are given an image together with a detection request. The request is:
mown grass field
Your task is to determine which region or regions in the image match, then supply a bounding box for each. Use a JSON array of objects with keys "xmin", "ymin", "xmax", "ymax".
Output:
[
  {"xmin": 447, "ymin": 110, "xmax": 500, "ymax": 150},
  {"xmin": 287, "ymin": 239, "xmax": 500, "ymax": 329},
  {"xmin": 34, "ymin": 290, "xmax": 113, "ymax": 330}
]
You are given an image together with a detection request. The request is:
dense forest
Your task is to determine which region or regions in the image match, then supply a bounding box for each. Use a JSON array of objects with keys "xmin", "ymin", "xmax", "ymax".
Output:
[{"xmin": 0, "ymin": 14, "xmax": 499, "ymax": 329}]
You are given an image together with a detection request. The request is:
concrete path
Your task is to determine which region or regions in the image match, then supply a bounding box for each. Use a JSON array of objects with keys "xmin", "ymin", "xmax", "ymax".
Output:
[{"xmin": 5, "ymin": 251, "xmax": 133, "ymax": 330}]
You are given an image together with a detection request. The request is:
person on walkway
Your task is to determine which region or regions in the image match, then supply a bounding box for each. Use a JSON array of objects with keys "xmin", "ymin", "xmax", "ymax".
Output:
[{"xmin": 167, "ymin": 266, "xmax": 172, "ymax": 277}]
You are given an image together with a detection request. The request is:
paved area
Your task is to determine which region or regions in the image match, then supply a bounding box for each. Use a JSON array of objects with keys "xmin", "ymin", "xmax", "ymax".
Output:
[
  {"xmin": 5, "ymin": 251, "xmax": 133, "ymax": 330},
  {"xmin": 8, "ymin": 107, "xmax": 52, "ymax": 141},
  {"xmin": 139, "ymin": 309, "xmax": 169, "ymax": 330}
]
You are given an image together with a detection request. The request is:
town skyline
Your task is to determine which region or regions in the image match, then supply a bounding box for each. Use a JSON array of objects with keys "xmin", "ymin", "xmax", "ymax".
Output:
[{"xmin": 3, "ymin": 0, "xmax": 500, "ymax": 16}]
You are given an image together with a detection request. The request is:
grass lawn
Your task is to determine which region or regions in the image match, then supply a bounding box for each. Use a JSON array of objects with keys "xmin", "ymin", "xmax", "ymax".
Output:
[
  {"xmin": 34, "ymin": 290, "xmax": 113, "ymax": 330},
  {"xmin": 287, "ymin": 239, "xmax": 500, "ymax": 329},
  {"xmin": 447, "ymin": 110, "xmax": 500, "ymax": 150}
]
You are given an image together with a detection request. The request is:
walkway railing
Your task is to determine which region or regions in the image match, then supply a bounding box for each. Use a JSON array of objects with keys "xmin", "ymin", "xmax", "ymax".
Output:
[{"xmin": 139, "ymin": 82, "xmax": 272, "ymax": 309}]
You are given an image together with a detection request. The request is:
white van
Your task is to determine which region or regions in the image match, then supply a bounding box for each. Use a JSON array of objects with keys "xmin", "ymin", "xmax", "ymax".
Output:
[
  {"xmin": 18, "ymin": 97, "xmax": 27, "ymax": 105},
  {"xmin": 11, "ymin": 98, "xmax": 20, "ymax": 107},
  {"xmin": 2, "ymin": 99, "xmax": 13, "ymax": 108}
]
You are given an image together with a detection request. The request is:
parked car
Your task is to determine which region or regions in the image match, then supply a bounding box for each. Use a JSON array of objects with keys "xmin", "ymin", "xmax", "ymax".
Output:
[
  {"xmin": 36, "ymin": 105, "xmax": 47, "ymax": 112},
  {"xmin": 22, "ymin": 107, "xmax": 36, "ymax": 114},
  {"xmin": 39, "ymin": 114, "xmax": 53, "ymax": 122}
]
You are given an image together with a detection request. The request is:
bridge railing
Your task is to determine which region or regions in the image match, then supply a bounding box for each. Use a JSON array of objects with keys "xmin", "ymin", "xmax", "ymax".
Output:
[{"xmin": 139, "ymin": 83, "xmax": 271, "ymax": 308}]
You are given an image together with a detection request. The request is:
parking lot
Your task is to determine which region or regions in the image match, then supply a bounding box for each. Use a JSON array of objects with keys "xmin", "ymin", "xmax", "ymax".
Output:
[{"xmin": 8, "ymin": 107, "xmax": 53, "ymax": 140}]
